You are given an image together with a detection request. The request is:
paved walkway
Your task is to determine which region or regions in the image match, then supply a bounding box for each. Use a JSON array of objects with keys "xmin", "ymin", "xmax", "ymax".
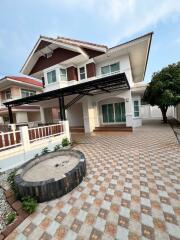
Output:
[{"xmin": 7, "ymin": 121, "xmax": 180, "ymax": 240}]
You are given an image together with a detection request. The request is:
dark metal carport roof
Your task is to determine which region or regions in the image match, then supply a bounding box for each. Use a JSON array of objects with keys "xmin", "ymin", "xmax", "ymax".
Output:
[{"xmin": 4, "ymin": 73, "xmax": 129, "ymax": 107}]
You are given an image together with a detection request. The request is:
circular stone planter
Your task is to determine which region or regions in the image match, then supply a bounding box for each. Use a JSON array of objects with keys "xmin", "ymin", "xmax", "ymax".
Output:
[{"xmin": 15, "ymin": 150, "xmax": 86, "ymax": 202}]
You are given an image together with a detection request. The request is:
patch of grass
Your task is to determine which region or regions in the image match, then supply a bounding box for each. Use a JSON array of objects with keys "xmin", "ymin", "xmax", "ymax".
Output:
[
  {"xmin": 22, "ymin": 196, "xmax": 37, "ymax": 214},
  {"xmin": 62, "ymin": 137, "xmax": 70, "ymax": 147},
  {"xmin": 54, "ymin": 144, "xmax": 61, "ymax": 151},
  {"xmin": 41, "ymin": 147, "xmax": 50, "ymax": 155},
  {"xmin": 5, "ymin": 212, "xmax": 16, "ymax": 225},
  {"xmin": 7, "ymin": 170, "xmax": 21, "ymax": 199}
]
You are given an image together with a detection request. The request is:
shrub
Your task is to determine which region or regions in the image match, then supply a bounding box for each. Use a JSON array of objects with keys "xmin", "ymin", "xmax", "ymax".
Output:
[
  {"xmin": 41, "ymin": 147, "xmax": 49, "ymax": 155},
  {"xmin": 22, "ymin": 196, "xmax": 37, "ymax": 214},
  {"xmin": 54, "ymin": 144, "xmax": 61, "ymax": 151},
  {"xmin": 62, "ymin": 138, "xmax": 70, "ymax": 147},
  {"xmin": 7, "ymin": 170, "xmax": 21, "ymax": 199},
  {"xmin": 7, "ymin": 170, "xmax": 16, "ymax": 186},
  {"xmin": 5, "ymin": 212, "xmax": 16, "ymax": 225},
  {"xmin": 34, "ymin": 153, "xmax": 39, "ymax": 158}
]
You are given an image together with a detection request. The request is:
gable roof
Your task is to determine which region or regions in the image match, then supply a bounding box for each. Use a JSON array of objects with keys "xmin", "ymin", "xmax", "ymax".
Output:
[
  {"xmin": 2, "ymin": 76, "xmax": 43, "ymax": 87},
  {"xmin": 21, "ymin": 35, "xmax": 107, "ymax": 75},
  {"xmin": 56, "ymin": 36, "xmax": 108, "ymax": 49}
]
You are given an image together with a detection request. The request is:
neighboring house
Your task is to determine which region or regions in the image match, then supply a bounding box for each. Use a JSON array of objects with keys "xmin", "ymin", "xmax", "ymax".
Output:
[
  {"xmin": 4, "ymin": 33, "xmax": 153, "ymax": 132},
  {"xmin": 0, "ymin": 76, "xmax": 43, "ymax": 124}
]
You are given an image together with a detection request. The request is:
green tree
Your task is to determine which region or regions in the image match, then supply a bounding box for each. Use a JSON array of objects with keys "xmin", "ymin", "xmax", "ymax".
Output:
[{"xmin": 143, "ymin": 62, "xmax": 180, "ymax": 123}]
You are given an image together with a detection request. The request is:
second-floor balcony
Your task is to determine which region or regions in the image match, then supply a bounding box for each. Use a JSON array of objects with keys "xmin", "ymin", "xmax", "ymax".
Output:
[{"xmin": 44, "ymin": 69, "xmax": 127, "ymax": 92}]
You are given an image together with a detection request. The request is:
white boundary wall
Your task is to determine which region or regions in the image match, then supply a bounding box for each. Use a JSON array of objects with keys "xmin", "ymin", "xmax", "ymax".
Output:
[
  {"xmin": 141, "ymin": 105, "xmax": 175, "ymax": 120},
  {"xmin": 0, "ymin": 121, "xmax": 70, "ymax": 171}
]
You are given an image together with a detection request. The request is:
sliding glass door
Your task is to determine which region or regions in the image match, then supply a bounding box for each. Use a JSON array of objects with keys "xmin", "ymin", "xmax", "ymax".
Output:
[{"xmin": 102, "ymin": 102, "xmax": 125, "ymax": 123}]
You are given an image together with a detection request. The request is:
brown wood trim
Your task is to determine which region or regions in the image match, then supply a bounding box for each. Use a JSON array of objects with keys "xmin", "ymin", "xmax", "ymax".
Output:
[
  {"xmin": 67, "ymin": 66, "xmax": 78, "ymax": 81},
  {"xmin": 86, "ymin": 62, "xmax": 96, "ymax": 78},
  {"xmin": 30, "ymin": 48, "xmax": 80, "ymax": 74}
]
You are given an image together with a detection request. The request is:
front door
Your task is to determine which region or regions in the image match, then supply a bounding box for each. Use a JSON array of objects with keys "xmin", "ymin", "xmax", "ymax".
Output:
[{"xmin": 102, "ymin": 102, "xmax": 126, "ymax": 123}]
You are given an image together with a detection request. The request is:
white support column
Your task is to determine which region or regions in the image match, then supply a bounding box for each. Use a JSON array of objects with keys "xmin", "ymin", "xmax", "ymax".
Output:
[
  {"xmin": 20, "ymin": 126, "xmax": 30, "ymax": 152},
  {"xmin": 82, "ymin": 97, "xmax": 96, "ymax": 133},
  {"xmin": 62, "ymin": 120, "xmax": 70, "ymax": 141},
  {"xmin": 125, "ymin": 97, "xmax": 133, "ymax": 127},
  {"xmin": 40, "ymin": 106, "xmax": 45, "ymax": 123}
]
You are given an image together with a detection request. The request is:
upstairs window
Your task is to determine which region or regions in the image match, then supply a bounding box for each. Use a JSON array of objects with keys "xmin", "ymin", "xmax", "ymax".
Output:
[
  {"xmin": 134, "ymin": 100, "xmax": 140, "ymax": 117},
  {"xmin": 60, "ymin": 68, "xmax": 67, "ymax": 81},
  {"xmin": 4, "ymin": 89, "xmax": 12, "ymax": 100},
  {"xmin": 21, "ymin": 89, "xmax": 36, "ymax": 98},
  {"xmin": 79, "ymin": 67, "xmax": 86, "ymax": 80},
  {"xmin": 47, "ymin": 70, "xmax": 56, "ymax": 84},
  {"xmin": 101, "ymin": 62, "xmax": 120, "ymax": 75}
]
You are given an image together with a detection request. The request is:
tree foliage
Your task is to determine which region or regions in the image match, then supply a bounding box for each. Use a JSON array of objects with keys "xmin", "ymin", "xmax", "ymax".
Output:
[{"xmin": 143, "ymin": 62, "xmax": 180, "ymax": 122}]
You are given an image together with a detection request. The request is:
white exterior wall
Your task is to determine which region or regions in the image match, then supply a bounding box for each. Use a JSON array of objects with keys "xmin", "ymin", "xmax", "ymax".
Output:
[
  {"xmin": 82, "ymin": 97, "xmax": 96, "ymax": 133},
  {"xmin": 81, "ymin": 90, "xmax": 137, "ymax": 132},
  {"xmin": 66, "ymin": 103, "xmax": 84, "ymax": 127},
  {"xmin": 141, "ymin": 105, "xmax": 175, "ymax": 120},
  {"xmin": 132, "ymin": 96, "xmax": 142, "ymax": 127},
  {"xmin": 95, "ymin": 55, "xmax": 133, "ymax": 87},
  {"xmin": 43, "ymin": 64, "xmax": 66, "ymax": 92},
  {"xmin": 175, "ymin": 104, "xmax": 180, "ymax": 121},
  {"xmin": 15, "ymin": 112, "xmax": 28, "ymax": 123},
  {"xmin": 41, "ymin": 53, "xmax": 143, "ymax": 131},
  {"xmin": 40, "ymin": 106, "xmax": 46, "ymax": 123},
  {"xmin": 43, "ymin": 55, "xmax": 134, "ymax": 92},
  {"xmin": 27, "ymin": 112, "xmax": 41, "ymax": 122}
]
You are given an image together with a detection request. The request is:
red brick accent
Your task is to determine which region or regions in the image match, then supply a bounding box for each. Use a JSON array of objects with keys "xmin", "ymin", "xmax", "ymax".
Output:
[
  {"xmin": 1, "ymin": 188, "xmax": 31, "ymax": 239},
  {"xmin": 67, "ymin": 66, "xmax": 78, "ymax": 81},
  {"xmin": 6, "ymin": 195, "xmax": 16, "ymax": 205},
  {"xmin": 86, "ymin": 62, "xmax": 96, "ymax": 78},
  {"xmin": 0, "ymin": 234, "xmax": 4, "ymax": 240},
  {"xmin": 12, "ymin": 201, "xmax": 22, "ymax": 211},
  {"xmin": 5, "ymin": 189, "xmax": 14, "ymax": 198}
]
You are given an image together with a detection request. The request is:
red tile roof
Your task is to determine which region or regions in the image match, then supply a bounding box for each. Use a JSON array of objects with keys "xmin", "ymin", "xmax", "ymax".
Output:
[{"xmin": 6, "ymin": 76, "xmax": 43, "ymax": 87}]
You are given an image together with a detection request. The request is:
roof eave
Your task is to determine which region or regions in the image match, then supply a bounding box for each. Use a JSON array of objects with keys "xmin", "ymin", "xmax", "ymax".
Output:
[{"xmin": 20, "ymin": 36, "xmax": 89, "ymax": 75}]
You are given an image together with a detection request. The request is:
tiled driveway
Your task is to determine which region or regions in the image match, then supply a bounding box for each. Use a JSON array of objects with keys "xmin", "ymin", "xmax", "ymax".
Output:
[{"xmin": 7, "ymin": 121, "xmax": 180, "ymax": 240}]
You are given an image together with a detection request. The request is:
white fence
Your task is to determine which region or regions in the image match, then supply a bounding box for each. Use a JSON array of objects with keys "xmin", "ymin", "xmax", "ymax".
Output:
[
  {"xmin": 0, "ymin": 130, "xmax": 21, "ymax": 150},
  {"xmin": 0, "ymin": 121, "xmax": 69, "ymax": 152},
  {"xmin": 28, "ymin": 123, "xmax": 64, "ymax": 142}
]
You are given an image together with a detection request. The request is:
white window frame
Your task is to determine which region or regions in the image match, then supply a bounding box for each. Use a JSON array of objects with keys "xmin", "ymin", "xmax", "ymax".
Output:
[
  {"xmin": 133, "ymin": 100, "xmax": 140, "ymax": 118},
  {"xmin": 59, "ymin": 68, "xmax": 67, "ymax": 81},
  {"xmin": 46, "ymin": 69, "xmax": 57, "ymax": 85},
  {"xmin": 101, "ymin": 62, "xmax": 120, "ymax": 76},
  {"xmin": 99, "ymin": 99, "xmax": 126, "ymax": 125},
  {"xmin": 21, "ymin": 89, "xmax": 36, "ymax": 98},
  {"xmin": 4, "ymin": 89, "xmax": 12, "ymax": 100},
  {"xmin": 78, "ymin": 65, "xmax": 87, "ymax": 80}
]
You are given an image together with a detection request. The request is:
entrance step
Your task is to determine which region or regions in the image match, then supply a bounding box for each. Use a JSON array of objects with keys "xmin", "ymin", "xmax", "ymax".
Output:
[
  {"xmin": 94, "ymin": 125, "xmax": 132, "ymax": 132},
  {"xmin": 70, "ymin": 126, "xmax": 85, "ymax": 133}
]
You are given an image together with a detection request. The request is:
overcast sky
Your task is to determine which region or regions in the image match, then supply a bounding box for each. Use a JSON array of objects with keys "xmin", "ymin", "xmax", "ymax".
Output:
[{"xmin": 0, "ymin": 0, "xmax": 180, "ymax": 82}]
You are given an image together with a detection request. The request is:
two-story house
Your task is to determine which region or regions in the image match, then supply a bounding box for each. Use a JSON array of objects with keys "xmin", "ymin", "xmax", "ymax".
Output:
[
  {"xmin": 0, "ymin": 76, "xmax": 43, "ymax": 124},
  {"xmin": 4, "ymin": 32, "xmax": 153, "ymax": 133}
]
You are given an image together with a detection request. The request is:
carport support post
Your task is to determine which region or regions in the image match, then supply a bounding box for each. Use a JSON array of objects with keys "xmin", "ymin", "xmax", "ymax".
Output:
[
  {"xmin": 7, "ymin": 105, "xmax": 13, "ymax": 124},
  {"xmin": 58, "ymin": 95, "xmax": 66, "ymax": 120}
]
